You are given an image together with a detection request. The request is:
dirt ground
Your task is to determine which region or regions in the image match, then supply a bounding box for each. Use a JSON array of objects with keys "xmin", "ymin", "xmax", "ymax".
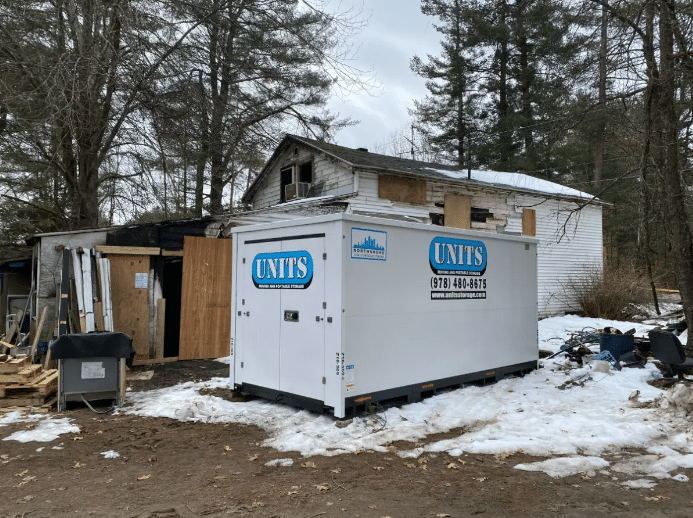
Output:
[{"xmin": 1, "ymin": 360, "xmax": 692, "ymax": 518}]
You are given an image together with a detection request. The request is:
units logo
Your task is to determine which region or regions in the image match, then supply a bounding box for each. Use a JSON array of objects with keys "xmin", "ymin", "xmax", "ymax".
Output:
[
  {"xmin": 351, "ymin": 227, "xmax": 387, "ymax": 261},
  {"xmin": 429, "ymin": 236, "xmax": 487, "ymax": 276},
  {"xmin": 252, "ymin": 250, "xmax": 313, "ymax": 289}
]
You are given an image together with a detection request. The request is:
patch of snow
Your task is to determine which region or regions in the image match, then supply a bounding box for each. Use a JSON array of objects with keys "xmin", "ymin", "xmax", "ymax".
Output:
[
  {"xmin": 0, "ymin": 411, "xmax": 44, "ymax": 427},
  {"xmin": 427, "ymin": 168, "xmax": 592, "ymax": 199},
  {"xmin": 663, "ymin": 384, "xmax": 693, "ymax": 415},
  {"xmin": 621, "ymin": 479, "xmax": 658, "ymax": 489},
  {"xmin": 100, "ymin": 450, "xmax": 120, "ymax": 459},
  {"xmin": 3, "ymin": 418, "xmax": 79, "ymax": 443},
  {"xmin": 514, "ymin": 456, "xmax": 609, "ymax": 478},
  {"xmin": 265, "ymin": 458, "xmax": 294, "ymax": 467},
  {"xmin": 611, "ymin": 446, "xmax": 693, "ymax": 480}
]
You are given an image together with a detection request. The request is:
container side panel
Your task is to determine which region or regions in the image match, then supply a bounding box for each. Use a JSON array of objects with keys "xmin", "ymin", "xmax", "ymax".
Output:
[{"xmin": 343, "ymin": 222, "xmax": 537, "ymax": 396}]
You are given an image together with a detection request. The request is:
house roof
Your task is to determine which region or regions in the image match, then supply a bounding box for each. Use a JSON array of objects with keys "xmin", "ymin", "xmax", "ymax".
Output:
[{"xmin": 243, "ymin": 134, "xmax": 600, "ymax": 204}]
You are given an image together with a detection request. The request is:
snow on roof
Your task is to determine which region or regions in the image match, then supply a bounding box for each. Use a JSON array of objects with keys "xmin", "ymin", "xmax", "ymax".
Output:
[{"xmin": 429, "ymin": 168, "xmax": 594, "ymax": 200}]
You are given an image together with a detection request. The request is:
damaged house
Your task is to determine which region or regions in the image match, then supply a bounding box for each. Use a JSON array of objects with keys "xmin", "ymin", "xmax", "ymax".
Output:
[{"xmin": 238, "ymin": 135, "xmax": 604, "ymax": 316}]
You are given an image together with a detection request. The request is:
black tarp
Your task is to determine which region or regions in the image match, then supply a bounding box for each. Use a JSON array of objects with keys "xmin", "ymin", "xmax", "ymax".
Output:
[{"xmin": 50, "ymin": 332, "xmax": 135, "ymax": 359}]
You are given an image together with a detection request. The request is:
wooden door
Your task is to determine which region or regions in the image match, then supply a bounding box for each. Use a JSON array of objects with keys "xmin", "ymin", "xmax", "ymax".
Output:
[
  {"xmin": 178, "ymin": 237, "xmax": 233, "ymax": 359},
  {"xmin": 109, "ymin": 255, "xmax": 151, "ymax": 360}
]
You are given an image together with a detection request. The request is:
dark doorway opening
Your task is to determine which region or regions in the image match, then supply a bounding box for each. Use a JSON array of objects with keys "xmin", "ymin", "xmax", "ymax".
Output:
[{"xmin": 163, "ymin": 259, "xmax": 183, "ymax": 357}]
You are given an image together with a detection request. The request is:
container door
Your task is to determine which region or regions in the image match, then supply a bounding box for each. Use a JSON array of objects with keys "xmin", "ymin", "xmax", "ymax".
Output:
[
  {"xmin": 236, "ymin": 240, "xmax": 281, "ymax": 390},
  {"xmin": 279, "ymin": 237, "xmax": 325, "ymax": 401}
]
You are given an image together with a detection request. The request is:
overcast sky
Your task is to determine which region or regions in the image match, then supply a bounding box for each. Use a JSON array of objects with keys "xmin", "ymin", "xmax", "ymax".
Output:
[{"xmin": 325, "ymin": 1, "xmax": 442, "ymax": 150}]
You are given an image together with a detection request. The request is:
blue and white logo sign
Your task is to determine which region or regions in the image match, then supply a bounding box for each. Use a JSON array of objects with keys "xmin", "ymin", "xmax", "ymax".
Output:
[
  {"xmin": 429, "ymin": 236, "xmax": 487, "ymax": 276},
  {"xmin": 351, "ymin": 227, "xmax": 387, "ymax": 261},
  {"xmin": 252, "ymin": 250, "xmax": 313, "ymax": 289}
]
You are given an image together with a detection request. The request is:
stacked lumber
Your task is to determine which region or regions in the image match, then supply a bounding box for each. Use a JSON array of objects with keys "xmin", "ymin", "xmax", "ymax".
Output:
[{"xmin": 0, "ymin": 356, "xmax": 58, "ymax": 411}]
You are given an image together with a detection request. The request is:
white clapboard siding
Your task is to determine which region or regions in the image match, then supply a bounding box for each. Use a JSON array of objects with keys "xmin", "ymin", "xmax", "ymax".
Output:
[
  {"xmin": 505, "ymin": 196, "xmax": 603, "ymax": 316},
  {"xmin": 348, "ymin": 172, "xmax": 432, "ymax": 220},
  {"xmin": 253, "ymin": 152, "xmax": 354, "ymax": 209}
]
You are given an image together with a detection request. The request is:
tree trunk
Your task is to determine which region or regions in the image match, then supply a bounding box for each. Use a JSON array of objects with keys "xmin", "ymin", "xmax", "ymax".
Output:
[
  {"xmin": 656, "ymin": 2, "xmax": 693, "ymax": 347},
  {"xmin": 498, "ymin": 0, "xmax": 511, "ymax": 165},
  {"xmin": 593, "ymin": 5, "xmax": 607, "ymax": 189},
  {"xmin": 519, "ymin": 32, "xmax": 533, "ymax": 167}
]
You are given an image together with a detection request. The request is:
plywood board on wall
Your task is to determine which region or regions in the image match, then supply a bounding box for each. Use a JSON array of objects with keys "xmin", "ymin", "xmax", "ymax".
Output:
[
  {"xmin": 109, "ymin": 255, "xmax": 150, "ymax": 359},
  {"xmin": 378, "ymin": 175, "xmax": 427, "ymax": 204},
  {"xmin": 522, "ymin": 208, "xmax": 537, "ymax": 236},
  {"xmin": 179, "ymin": 237, "xmax": 233, "ymax": 360},
  {"xmin": 444, "ymin": 194, "xmax": 471, "ymax": 229}
]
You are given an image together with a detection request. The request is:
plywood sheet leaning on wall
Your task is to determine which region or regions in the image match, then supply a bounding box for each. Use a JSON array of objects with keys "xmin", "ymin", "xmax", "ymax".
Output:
[
  {"xmin": 178, "ymin": 237, "xmax": 233, "ymax": 360},
  {"xmin": 108, "ymin": 255, "xmax": 150, "ymax": 360}
]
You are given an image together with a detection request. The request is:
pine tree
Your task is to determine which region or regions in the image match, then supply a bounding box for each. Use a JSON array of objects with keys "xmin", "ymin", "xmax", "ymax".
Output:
[{"xmin": 412, "ymin": 0, "xmax": 588, "ymax": 177}]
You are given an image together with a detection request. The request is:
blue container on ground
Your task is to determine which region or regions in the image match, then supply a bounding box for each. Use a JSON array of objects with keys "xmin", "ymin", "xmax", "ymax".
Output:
[{"xmin": 599, "ymin": 333, "xmax": 635, "ymax": 361}]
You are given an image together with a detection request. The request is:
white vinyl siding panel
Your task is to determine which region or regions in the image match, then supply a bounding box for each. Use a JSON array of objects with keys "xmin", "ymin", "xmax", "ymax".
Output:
[{"xmin": 505, "ymin": 197, "xmax": 603, "ymax": 316}]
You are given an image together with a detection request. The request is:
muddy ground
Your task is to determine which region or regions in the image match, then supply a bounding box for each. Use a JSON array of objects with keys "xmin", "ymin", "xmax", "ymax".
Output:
[{"xmin": 1, "ymin": 360, "xmax": 692, "ymax": 518}]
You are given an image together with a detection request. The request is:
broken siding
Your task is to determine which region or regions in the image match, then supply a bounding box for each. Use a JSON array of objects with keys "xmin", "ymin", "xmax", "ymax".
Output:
[
  {"xmin": 348, "ymin": 172, "xmax": 432, "ymax": 220},
  {"xmin": 505, "ymin": 197, "xmax": 602, "ymax": 316},
  {"xmin": 348, "ymin": 172, "xmax": 521, "ymax": 226},
  {"xmin": 251, "ymin": 146, "xmax": 355, "ymax": 209},
  {"xmin": 428, "ymin": 183, "xmax": 515, "ymax": 231}
]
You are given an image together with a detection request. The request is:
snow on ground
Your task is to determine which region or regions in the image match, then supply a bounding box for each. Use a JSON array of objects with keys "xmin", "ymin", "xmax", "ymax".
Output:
[
  {"xmin": 3, "ymin": 313, "xmax": 693, "ymax": 488},
  {"xmin": 2, "ymin": 416, "xmax": 79, "ymax": 443}
]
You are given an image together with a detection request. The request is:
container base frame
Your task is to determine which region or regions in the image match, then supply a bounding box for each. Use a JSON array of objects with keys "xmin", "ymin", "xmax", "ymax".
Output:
[{"xmin": 235, "ymin": 360, "xmax": 536, "ymax": 418}]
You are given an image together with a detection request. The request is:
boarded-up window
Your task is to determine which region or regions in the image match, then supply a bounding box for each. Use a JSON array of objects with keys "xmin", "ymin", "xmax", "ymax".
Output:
[
  {"xmin": 522, "ymin": 209, "xmax": 536, "ymax": 236},
  {"xmin": 378, "ymin": 175, "xmax": 426, "ymax": 204},
  {"xmin": 444, "ymin": 194, "xmax": 471, "ymax": 229}
]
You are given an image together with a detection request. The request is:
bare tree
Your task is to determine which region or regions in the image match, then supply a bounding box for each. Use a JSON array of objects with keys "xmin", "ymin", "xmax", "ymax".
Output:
[{"xmin": 0, "ymin": 0, "xmax": 371, "ymax": 233}]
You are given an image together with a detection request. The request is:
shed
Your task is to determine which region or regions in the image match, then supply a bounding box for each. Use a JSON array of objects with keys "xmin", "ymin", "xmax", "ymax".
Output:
[
  {"xmin": 240, "ymin": 135, "xmax": 604, "ymax": 316},
  {"xmin": 27, "ymin": 217, "xmax": 233, "ymax": 361}
]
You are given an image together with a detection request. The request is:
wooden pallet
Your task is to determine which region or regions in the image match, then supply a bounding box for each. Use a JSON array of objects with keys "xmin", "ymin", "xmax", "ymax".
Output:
[
  {"xmin": 0, "ymin": 369, "xmax": 58, "ymax": 396},
  {"xmin": 0, "ymin": 357, "xmax": 30, "ymax": 374},
  {"xmin": 0, "ymin": 396, "xmax": 57, "ymax": 413},
  {"xmin": 0, "ymin": 364, "xmax": 43, "ymax": 384}
]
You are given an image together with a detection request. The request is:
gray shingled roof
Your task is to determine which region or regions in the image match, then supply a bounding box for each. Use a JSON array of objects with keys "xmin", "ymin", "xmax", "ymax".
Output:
[
  {"xmin": 244, "ymin": 134, "xmax": 599, "ymax": 204},
  {"xmin": 243, "ymin": 134, "xmax": 462, "ymax": 202},
  {"xmin": 288, "ymin": 135, "xmax": 459, "ymax": 180}
]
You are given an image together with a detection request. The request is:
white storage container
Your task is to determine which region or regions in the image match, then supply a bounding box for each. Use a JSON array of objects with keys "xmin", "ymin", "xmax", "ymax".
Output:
[{"xmin": 230, "ymin": 214, "xmax": 537, "ymax": 418}]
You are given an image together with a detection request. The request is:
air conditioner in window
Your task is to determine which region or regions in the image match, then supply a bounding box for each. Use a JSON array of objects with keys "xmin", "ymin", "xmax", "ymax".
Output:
[{"xmin": 285, "ymin": 182, "xmax": 311, "ymax": 200}]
